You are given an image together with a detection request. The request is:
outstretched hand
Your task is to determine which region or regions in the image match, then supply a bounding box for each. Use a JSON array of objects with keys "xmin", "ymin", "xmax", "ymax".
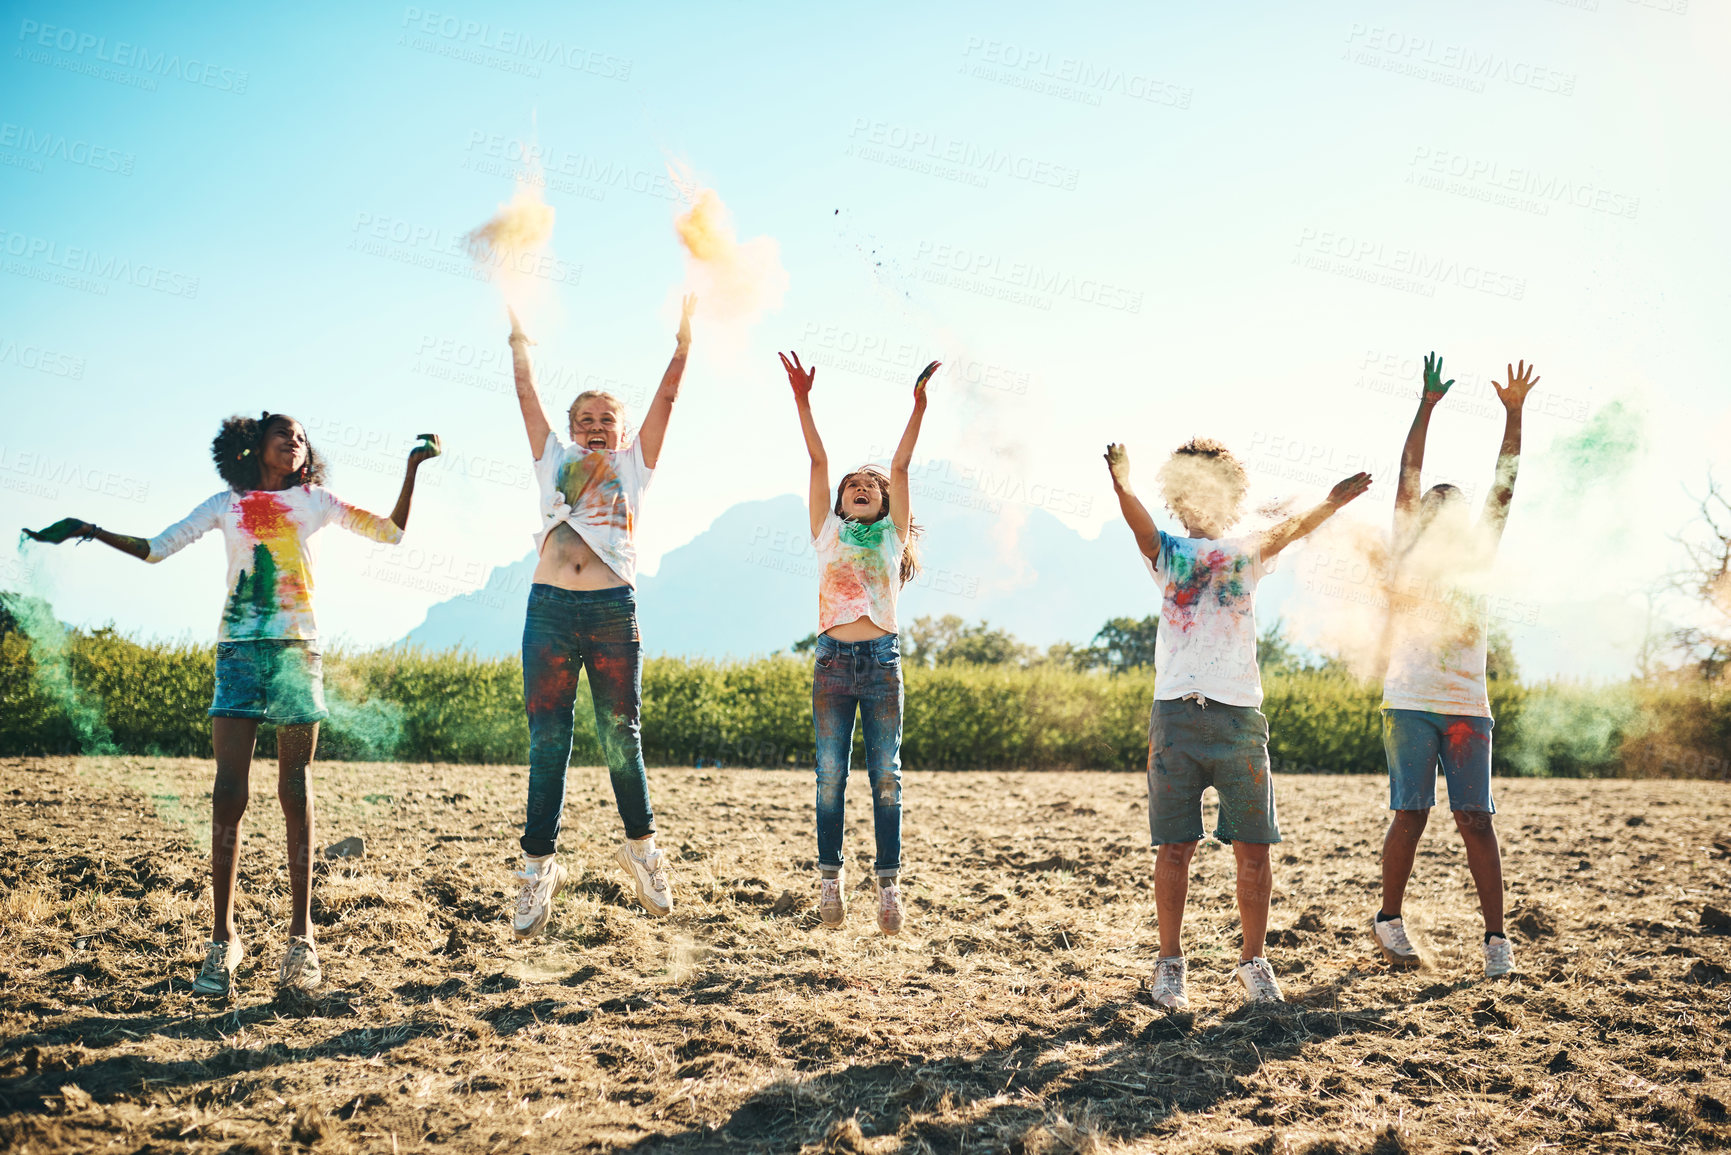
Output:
[
  {"xmin": 676, "ymin": 293, "xmax": 697, "ymax": 351},
  {"xmin": 507, "ymin": 307, "xmax": 533, "ymax": 347},
  {"xmin": 409, "ymin": 434, "xmax": 443, "ymax": 467},
  {"xmin": 914, "ymin": 360, "xmax": 940, "ymax": 406},
  {"xmin": 23, "ymin": 518, "xmax": 95, "ymax": 545},
  {"xmin": 1328, "ymin": 472, "xmax": 1373, "ymax": 507},
  {"xmin": 1422, "ymin": 352, "xmax": 1453, "ymax": 405},
  {"xmin": 779, "ymin": 351, "xmax": 816, "ymax": 401},
  {"xmin": 1492, "ymin": 360, "xmax": 1540, "ymax": 410},
  {"xmin": 1104, "ymin": 443, "xmax": 1133, "ymax": 490}
]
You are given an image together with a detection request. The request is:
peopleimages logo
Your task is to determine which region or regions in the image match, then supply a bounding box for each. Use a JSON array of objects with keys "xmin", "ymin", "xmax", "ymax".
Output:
[
  {"xmin": 16, "ymin": 19, "xmax": 250, "ymax": 93},
  {"xmin": 0, "ymin": 230, "xmax": 200, "ymax": 298},
  {"xmin": 0, "ymin": 123, "xmax": 134, "ymax": 175},
  {"xmin": 399, "ymin": 8, "xmax": 631, "ymax": 80}
]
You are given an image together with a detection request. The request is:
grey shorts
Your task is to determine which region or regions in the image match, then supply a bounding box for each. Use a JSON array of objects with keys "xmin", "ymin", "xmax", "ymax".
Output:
[{"xmin": 1146, "ymin": 696, "xmax": 1281, "ymax": 846}]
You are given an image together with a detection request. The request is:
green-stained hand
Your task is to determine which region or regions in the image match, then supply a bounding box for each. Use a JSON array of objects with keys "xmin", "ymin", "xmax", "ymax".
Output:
[
  {"xmin": 23, "ymin": 518, "xmax": 94, "ymax": 544},
  {"xmin": 409, "ymin": 434, "xmax": 443, "ymax": 466},
  {"xmin": 915, "ymin": 361, "xmax": 941, "ymax": 399},
  {"xmin": 1422, "ymin": 352, "xmax": 1454, "ymax": 404}
]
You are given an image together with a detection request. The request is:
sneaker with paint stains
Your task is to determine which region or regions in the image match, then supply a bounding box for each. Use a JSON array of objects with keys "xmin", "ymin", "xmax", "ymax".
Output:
[
  {"xmin": 512, "ymin": 854, "xmax": 567, "ymax": 939},
  {"xmin": 1150, "ymin": 955, "xmax": 1189, "ymax": 1010},
  {"xmin": 1235, "ymin": 956, "xmax": 1285, "ymax": 1003},
  {"xmin": 818, "ymin": 872, "xmax": 846, "ymax": 928},
  {"xmin": 192, "ymin": 938, "xmax": 244, "ymax": 998},
  {"xmin": 1372, "ymin": 912, "xmax": 1422, "ymax": 969},
  {"xmin": 875, "ymin": 878, "xmax": 903, "ymax": 935},
  {"xmin": 278, "ymin": 936, "xmax": 322, "ymax": 994},
  {"xmin": 616, "ymin": 838, "xmax": 673, "ymax": 918}
]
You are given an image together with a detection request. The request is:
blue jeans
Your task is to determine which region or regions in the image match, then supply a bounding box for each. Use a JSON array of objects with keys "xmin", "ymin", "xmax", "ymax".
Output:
[
  {"xmin": 209, "ymin": 640, "xmax": 327, "ymax": 725},
  {"xmin": 812, "ymin": 633, "xmax": 904, "ymax": 878},
  {"xmin": 1383, "ymin": 709, "xmax": 1496, "ymax": 813},
  {"xmin": 521, "ymin": 584, "xmax": 653, "ymax": 855}
]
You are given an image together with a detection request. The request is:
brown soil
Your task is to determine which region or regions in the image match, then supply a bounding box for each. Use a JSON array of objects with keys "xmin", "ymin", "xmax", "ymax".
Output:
[{"xmin": 2, "ymin": 756, "xmax": 1729, "ymax": 1154}]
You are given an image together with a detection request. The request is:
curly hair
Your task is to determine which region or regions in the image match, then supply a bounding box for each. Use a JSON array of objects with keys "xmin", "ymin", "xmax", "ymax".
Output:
[
  {"xmin": 834, "ymin": 466, "xmax": 922, "ymax": 586},
  {"xmin": 1156, "ymin": 436, "xmax": 1249, "ymax": 531},
  {"xmin": 211, "ymin": 412, "xmax": 327, "ymax": 492}
]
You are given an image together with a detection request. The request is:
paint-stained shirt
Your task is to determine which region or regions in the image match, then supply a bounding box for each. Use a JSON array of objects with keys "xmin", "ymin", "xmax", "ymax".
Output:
[
  {"xmin": 146, "ymin": 486, "xmax": 404, "ymax": 641},
  {"xmin": 1144, "ymin": 532, "xmax": 1272, "ymax": 708},
  {"xmin": 1381, "ymin": 576, "xmax": 1492, "ymax": 718},
  {"xmin": 814, "ymin": 511, "xmax": 905, "ymax": 635},
  {"xmin": 532, "ymin": 431, "xmax": 652, "ymax": 587}
]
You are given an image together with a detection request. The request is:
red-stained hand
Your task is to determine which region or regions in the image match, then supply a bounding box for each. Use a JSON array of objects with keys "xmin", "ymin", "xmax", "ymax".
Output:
[
  {"xmin": 1492, "ymin": 360, "xmax": 1540, "ymax": 410},
  {"xmin": 1328, "ymin": 472, "xmax": 1373, "ymax": 507},
  {"xmin": 779, "ymin": 351, "xmax": 816, "ymax": 400}
]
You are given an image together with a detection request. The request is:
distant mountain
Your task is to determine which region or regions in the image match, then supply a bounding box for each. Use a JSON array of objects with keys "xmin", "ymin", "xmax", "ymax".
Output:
[{"xmin": 401, "ymin": 476, "xmax": 1299, "ymax": 657}]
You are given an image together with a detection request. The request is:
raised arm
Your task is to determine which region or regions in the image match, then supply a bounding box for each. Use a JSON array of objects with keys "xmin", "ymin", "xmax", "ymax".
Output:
[
  {"xmin": 387, "ymin": 434, "xmax": 442, "ymax": 531},
  {"xmin": 1481, "ymin": 359, "xmax": 1539, "ymax": 544},
  {"xmin": 1105, "ymin": 444, "xmax": 1161, "ymax": 561},
  {"xmin": 888, "ymin": 361, "xmax": 938, "ymax": 538},
  {"xmin": 1395, "ymin": 351, "xmax": 1453, "ymax": 540},
  {"xmin": 508, "ymin": 309, "xmax": 553, "ymax": 460},
  {"xmin": 781, "ymin": 351, "xmax": 829, "ymax": 540},
  {"xmin": 1259, "ymin": 472, "xmax": 1373, "ymax": 561},
  {"xmin": 636, "ymin": 293, "xmax": 696, "ymax": 470},
  {"xmin": 23, "ymin": 518, "xmax": 149, "ymax": 560}
]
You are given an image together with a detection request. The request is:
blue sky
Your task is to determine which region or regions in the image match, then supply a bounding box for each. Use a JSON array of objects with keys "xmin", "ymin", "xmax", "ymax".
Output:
[{"xmin": 2, "ymin": 0, "xmax": 1726, "ymax": 678}]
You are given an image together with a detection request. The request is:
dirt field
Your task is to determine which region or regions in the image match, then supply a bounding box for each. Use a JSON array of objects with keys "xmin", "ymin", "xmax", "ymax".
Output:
[{"xmin": 1, "ymin": 756, "xmax": 1728, "ymax": 1154}]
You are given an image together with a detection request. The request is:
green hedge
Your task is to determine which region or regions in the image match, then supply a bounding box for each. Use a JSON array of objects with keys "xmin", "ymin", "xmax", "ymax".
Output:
[{"xmin": 1, "ymin": 601, "xmax": 1724, "ymax": 778}]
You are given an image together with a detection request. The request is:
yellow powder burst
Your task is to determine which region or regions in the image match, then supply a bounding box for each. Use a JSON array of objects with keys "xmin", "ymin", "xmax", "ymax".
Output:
[
  {"xmin": 466, "ymin": 182, "xmax": 556, "ymax": 316},
  {"xmin": 672, "ymin": 184, "xmax": 787, "ymax": 326}
]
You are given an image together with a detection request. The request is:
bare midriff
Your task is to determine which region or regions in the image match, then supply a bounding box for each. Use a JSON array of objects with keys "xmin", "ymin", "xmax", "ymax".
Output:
[
  {"xmin": 533, "ymin": 523, "xmax": 628, "ymax": 591},
  {"xmin": 823, "ymin": 615, "xmax": 891, "ymax": 642}
]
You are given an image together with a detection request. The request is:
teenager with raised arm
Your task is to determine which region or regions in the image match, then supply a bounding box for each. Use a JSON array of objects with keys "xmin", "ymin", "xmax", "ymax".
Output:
[
  {"xmin": 1372, "ymin": 354, "xmax": 1539, "ymax": 980},
  {"xmin": 782, "ymin": 351, "xmax": 937, "ymax": 935},
  {"xmin": 26, "ymin": 415, "xmax": 438, "ymax": 997},
  {"xmin": 1106, "ymin": 437, "xmax": 1370, "ymax": 1009},
  {"xmin": 505, "ymin": 295, "xmax": 695, "ymax": 938}
]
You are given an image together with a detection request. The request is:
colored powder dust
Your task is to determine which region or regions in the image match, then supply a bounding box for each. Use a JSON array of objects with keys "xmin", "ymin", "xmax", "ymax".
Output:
[
  {"xmin": 1157, "ymin": 452, "xmax": 1248, "ymax": 535},
  {"xmin": 671, "ymin": 179, "xmax": 787, "ymax": 327},
  {"xmin": 466, "ymin": 177, "xmax": 558, "ymax": 316},
  {"xmin": 1549, "ymin": 399, "xmax": 1647, "ymax": 494},
  {"xmin": 0, "ymin": 589, "xmax": 116, "ymax": 754}
]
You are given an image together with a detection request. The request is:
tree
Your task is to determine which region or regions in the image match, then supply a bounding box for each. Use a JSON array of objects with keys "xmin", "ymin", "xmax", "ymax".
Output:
[
  {"xmin": 902, "ymin": 615, "xmax": 1036, "ymax": 668},
  {"xmin": 1081, "ymin": 615, "xmax": 1160, "ymax": 673},
  {"xmin": 1671, "ymin": 474, "xmax": 1731, "ymax": 680}
]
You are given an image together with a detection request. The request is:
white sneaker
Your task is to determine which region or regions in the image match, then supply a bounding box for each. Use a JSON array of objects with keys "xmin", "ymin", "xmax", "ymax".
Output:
[
  {"xmin": 512, "ymin": 855, "xmax": 567, "ymax": 939},
  {"xmin": 1236, "ymin": 956, "xmax": 1285, "ymax": 1003},
  {"xmin": 818, "ymin": 873, "xmax": 846, "ymax": 928},
  {"xmin": 1151, "ymin": 955, "xmax": 1189, "ymax": 1010},
  {"xmin": 1372, "ymin": 914, "xmax": 1422, "ymax": 969},
  {"xmin": 278, "ymin": 936, "xmax": 322, "ymax": 993},
  {"xmin": 875, "ymin": 879, "xmax": 903, "ymax": 935},
  {"xmin": 616, "ymin": 839, "xmax": 673, "ymax": 917},
  {"xmin": 192, "ymin": 938, "xmax": 244, "ymax": 998},
  {"xmin": 1484, "ymin": 934, "xmax": 1515, "ymax": 978}
]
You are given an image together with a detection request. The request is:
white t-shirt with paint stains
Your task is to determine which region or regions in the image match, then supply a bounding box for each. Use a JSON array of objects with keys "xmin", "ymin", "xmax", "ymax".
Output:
[
  {"xmin": 146, "ymin": 485, "xmax": 403, "ymax": 641},
  {"xmin": 813, "ymin": 511, "xmax": 905, "ymax": 635},
  {"xmin": 1381, "ymin": 574, "xmax": 1492, "ymax": 718},
  {"xmin": 1145, "ymin": 532, "xmax": 1273, "ymax": 708},
  {"xmin": 533, "ymin": 431, "xmax": 653, "ymax": 587}
]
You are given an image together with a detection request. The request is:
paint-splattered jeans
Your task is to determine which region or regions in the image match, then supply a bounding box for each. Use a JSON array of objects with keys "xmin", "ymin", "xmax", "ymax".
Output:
[
  {"xmin": 812, "ymin": 633, "xmax": 904, "ymax": 878},
  {"xmin": 521, "ymin": 584, "xmax": 653, "ymax": 856}
]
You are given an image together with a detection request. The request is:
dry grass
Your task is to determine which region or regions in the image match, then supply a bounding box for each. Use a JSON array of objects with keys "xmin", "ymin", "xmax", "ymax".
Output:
[{"xmin": 1, "ymin": 756, "xmax": 1729, "ymax": 1154}]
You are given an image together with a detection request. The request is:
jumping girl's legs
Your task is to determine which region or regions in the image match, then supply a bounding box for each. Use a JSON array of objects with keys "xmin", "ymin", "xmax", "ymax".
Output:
[
  {"xmin": 812, "ymin": 650, "xmax": 857, "ymax": 876},
  {"xmin": 582, "ymin": 592, "xmax": 653, "ymax": 839},
  {"xmin": 210, "ymin": 716, "xmax": 258, "ymax": 943},
  {"xmin": 276, "ymin": 722, "xmax": 319, "ymax": 940},
  {"xmin": 856, "ymin": 650, "xmax": 904, "ymax": 880},
  {"xmin": 521, "ymin": 588, "xmax": 583, "ymax": 858}
]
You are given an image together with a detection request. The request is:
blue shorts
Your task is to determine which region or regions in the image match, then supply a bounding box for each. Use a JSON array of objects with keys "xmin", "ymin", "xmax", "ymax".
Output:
[
  {"xmin": 1382, "ymin": 708, "xmax": 1494, "ymax": 813},
  {"xmin": 210, "ymin": 640, "xmax": 328, "ymax": 725}
]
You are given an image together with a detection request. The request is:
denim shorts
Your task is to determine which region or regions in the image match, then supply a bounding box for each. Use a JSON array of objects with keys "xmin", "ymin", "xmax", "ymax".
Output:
[
  {"xmin": 1383, "ymin": 708, "xmax": 1494, "ymax": 813},
  {"xmin": 209, "ymin": 640, "xmax": 328, "ymax": 725},
  {"xmin": 1146, "ymin": 695, "xmax": 1280, "ymax": 845}
]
